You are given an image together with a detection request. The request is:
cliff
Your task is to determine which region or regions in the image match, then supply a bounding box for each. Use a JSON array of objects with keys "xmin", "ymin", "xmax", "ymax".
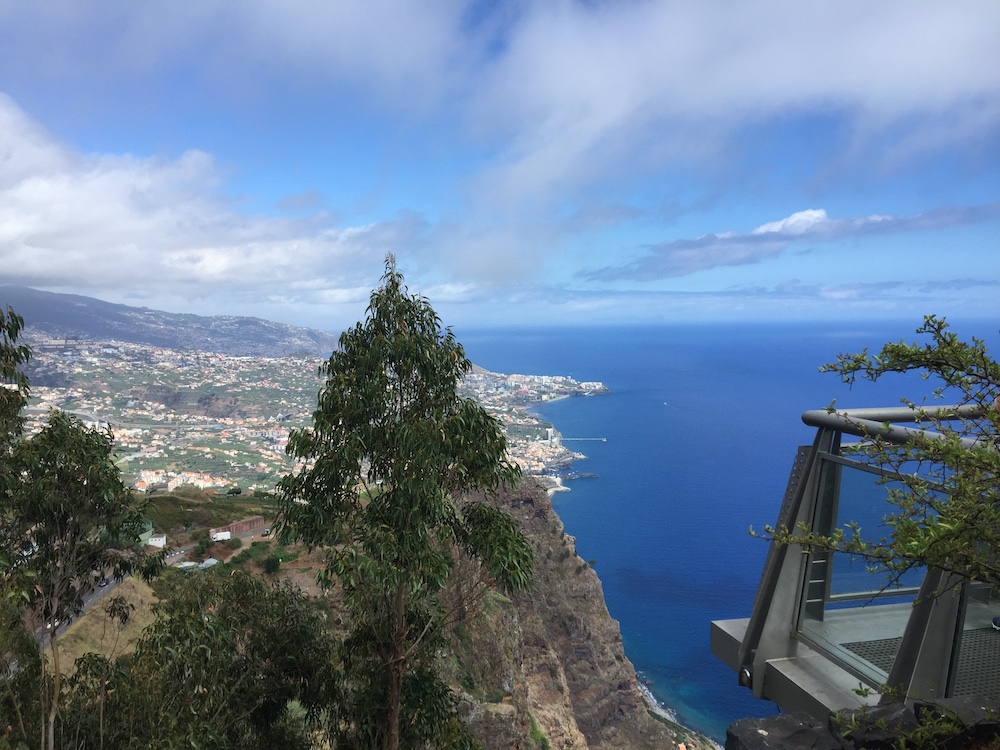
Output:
[{"xmin": 451, "ymin": 480, "xmax": 715, "ymax": 750}]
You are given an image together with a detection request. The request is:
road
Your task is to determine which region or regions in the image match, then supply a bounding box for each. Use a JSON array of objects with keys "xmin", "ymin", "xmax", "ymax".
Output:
[{"xmin": 35, "ymin": 520, "xmax": 272, "ymax": 644}]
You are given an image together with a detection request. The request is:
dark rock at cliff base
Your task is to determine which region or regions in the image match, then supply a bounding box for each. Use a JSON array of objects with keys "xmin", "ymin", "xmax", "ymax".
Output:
[
  {"xmin": 728, "ymin": 699, "xmax": 1000, "ymax": 750},
  {"xmin": 913, "ymin": 695, "xmax": 1000, "ymax": 733},
  {"xmin": 727, "ymin": 713, "xmax": 842, "ymax": 750}
]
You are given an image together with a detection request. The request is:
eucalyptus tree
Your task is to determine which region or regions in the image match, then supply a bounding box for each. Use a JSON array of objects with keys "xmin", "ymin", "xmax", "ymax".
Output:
[
  {"xmin": 278, "ymin": 256, "xmax": 533, "ymax": 750},
  {"xmin": 2, "ymin": 411, "xmax": 155, "ymax": 750},
  {"xmin": 0, "ymin": 311, "xmax": 155, "ymax": 750},
  {"xmin": 767, "ymin": 315, "xmax": 1000, "ymax": 587},
  {"xmin": 0, "ymin": 305, "xmax": 32, "ymax": 597},
  {"xmin": 0, "ymin": 305, "xmax": 31, "ymax": 446}
]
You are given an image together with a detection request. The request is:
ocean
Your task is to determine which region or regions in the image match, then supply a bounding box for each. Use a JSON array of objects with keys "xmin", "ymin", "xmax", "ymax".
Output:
[{"xmin": 457, "ymin": 320, "xmax": 997, "ymax": 743}]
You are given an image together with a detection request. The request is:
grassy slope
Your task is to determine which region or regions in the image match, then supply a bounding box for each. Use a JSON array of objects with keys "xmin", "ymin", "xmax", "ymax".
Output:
[{"xmin": 55, "ymin": 578, "xmax": 158, "ymax": 668}]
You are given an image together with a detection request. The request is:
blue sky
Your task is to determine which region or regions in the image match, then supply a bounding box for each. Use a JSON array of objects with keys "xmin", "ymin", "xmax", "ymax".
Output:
[{"xmin": 0, "ymin": 1, "xmax": 997, "ymax": 332}]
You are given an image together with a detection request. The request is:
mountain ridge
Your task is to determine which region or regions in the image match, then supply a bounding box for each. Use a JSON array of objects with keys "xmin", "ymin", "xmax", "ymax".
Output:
[{"xmin": 0, "ymin": 285, "xmax": 340, "ymax": 357}]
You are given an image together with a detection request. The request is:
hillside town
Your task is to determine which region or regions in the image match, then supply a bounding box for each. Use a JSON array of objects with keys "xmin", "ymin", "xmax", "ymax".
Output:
[{"xmin": 23, "ymin": 337, "xmax": 608, "ymax": 494}]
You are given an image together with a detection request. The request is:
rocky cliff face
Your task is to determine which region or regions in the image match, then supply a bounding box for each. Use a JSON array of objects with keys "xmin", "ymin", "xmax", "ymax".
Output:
[{"xmin": 454, "ymin": 480, "xmax": 714, "ymax": 750}]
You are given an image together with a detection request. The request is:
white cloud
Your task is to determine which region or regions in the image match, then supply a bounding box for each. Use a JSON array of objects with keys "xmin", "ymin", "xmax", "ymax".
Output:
[
  {"xmin": 1, "ymin": 2, "xmax": 996, "ymax": 208},
  {"xmin": 0, "ymin": 2, "xmax": 470, "ymax": 115},
  {"xmin": 0, "ymin": 95, "xmax": 399, "ymax": 305},
  {"xmin": 0, "ymin": 3, "xmax": 997, "ymax": 326},
  {"xmin": 466, "ymin": 0, "xmax": 1000, "ymax": 206},
  {"xmin": 752, "ymin": 210, "xmax": 831, "ymax": 236},
  {"xmin": 587, "ymin": 204, "xmax": 1000, "ymax": 281}
]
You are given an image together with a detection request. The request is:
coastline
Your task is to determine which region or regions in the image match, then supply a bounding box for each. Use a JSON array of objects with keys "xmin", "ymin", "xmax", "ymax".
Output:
[
  {"xmin": 533, "ymin": 402, "xmax": 721, "ymax": 748},
  {"xmin": 637, "ymin": 682, "xmax": 724, "ymax": 750},
  {"xmin": 544, "ymin": 475, "xmax": 570, "ymax": 495},
  {"xmin": 637, "ymin": 681, "xmax": 679, "ymax": 724}
]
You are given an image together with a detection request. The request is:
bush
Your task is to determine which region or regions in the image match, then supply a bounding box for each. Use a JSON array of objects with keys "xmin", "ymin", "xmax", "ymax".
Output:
[
  {"xmin": 526, "ymin": 716, "xmax": 552, "ymax": 750},
  {"xmin": 225, "ymin": 537, "xmax": 242, "ymax": 550},
  {"xmin": 172, "ymin": 485, "xmax": 209, "ymax": 501},
  {"xmin": 262, "ymin": 555, "xmax": 281, "ymax": 574},
  {"xmin": 230, "ymin": 549, "xmax": 252, "ymax": 566}
]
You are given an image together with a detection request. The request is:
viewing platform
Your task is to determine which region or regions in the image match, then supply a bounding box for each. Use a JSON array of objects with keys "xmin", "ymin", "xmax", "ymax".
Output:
[{"xmin": 712, "ymin": 405, "xmax": 1000, "ymax": 721}]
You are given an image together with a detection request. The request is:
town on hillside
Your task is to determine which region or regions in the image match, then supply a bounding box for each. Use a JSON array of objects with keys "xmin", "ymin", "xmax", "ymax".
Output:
[{"xmin": 23, "ymin": 336, "xmax": 608, "ymax": 495}]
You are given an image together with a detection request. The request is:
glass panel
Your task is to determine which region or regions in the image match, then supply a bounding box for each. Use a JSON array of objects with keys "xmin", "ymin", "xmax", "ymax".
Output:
[
  {"xmin": 950, "ymin": 582, "xmax": 1000, "ymax": 700},
  {"xmin": 828, "ymin": 463, "xmax": 926, "ymax": 598},
  {"xmin": 798, "ymin": 456, "xmax": 924, "ymax": 685}
]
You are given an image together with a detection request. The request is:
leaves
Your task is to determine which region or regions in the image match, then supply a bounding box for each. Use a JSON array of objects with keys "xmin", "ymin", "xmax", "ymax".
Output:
[
  {"xmin": 0, "ymin": 311, "xmax": 162, "ymax": 750},
  {"xmin": 276, "ymin": 255, "xmax": 529, "ymax": 749},
  {"xmin": 779, "ymin": 316, "xmax": 1000, "ymax": 587},
  {"xmin": 56, "ymin": 571, "xmax": 337, "ymax": 749},
  {"xmin": 0, "ymin": 306, "xmax": 31, "ymax": 443}
]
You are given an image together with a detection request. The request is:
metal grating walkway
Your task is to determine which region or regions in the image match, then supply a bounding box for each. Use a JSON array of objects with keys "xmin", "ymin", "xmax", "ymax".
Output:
[
  {"xmin": 843, "ymin": 629, "xmax": 1000, "ymax": 699},
  {"xmin": 952, "ymin": 629, "xmax": 1000, "ymax": 698},
  {"xmin": 842, "ymin": 636, "xmax": 900, "ymax": 673}
]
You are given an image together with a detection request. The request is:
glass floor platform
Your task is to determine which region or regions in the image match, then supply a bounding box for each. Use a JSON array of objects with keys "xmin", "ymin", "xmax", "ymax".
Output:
[
  {"xmin": 800, "ymin": 595, "xmax": 1000, "ymax": 700},
  {"xmin": 712, "ymin": 406, "xmax": 1000, "ymax": 721}
]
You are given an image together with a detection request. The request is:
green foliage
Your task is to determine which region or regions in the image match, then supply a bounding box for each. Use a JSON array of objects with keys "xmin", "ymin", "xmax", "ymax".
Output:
[
  {"xmin": 526, "ymin": 715, "xmax": 552, "ymax": 750},
  {"xmin": 144, "ymin": 491, "xmax": 263, "ymax": 535},
  {"xmin": 227, "ymin": 541, "xmax": 297, "ymax": 579},
  {"xmin": 58, "ymin": 571, "xmax": 337, "ymax": 749},
  {"xmin": 832, "ymin": 701, "xmax": 968, "ymax": 750},
  {"xmin": 0, "ymin": 306, "xmax": 31, "ymax": 444},
  {"xmin": 171, "ymin": 483, "xmax": 210, "ymax": 501},
  {"xmin": 0, "ymin": 599, "xmax": 42, "ymax": 746},
  {"xmin": 0, "ymin": 310, "xmax": 161, "ymax": 750},
  {"xmin": 278, "ymin": 256, "xmax": 531, "ymax": 749},
  {"xmin": 226, "ymin": 536, "xmax": 243, "ymax": 550},
  {"xmin": 767, "ymin": 315, "xmax": 1000, "ymax": 587},
  {"xmin": 149, "ymin": 566, "xmax": 199, "ymax": 602},
  {"xmin": 5, "ymin": 410, "xmax": 152, "ymax": 597}
]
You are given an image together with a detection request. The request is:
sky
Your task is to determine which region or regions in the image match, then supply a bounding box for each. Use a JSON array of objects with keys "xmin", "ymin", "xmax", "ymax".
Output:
[{"xmin": 0, "ymin": 1, "xmax": 998, "ymax": 333}]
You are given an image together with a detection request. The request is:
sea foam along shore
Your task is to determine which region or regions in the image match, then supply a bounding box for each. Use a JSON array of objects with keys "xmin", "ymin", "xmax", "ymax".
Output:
[
  {"xmin": 638, "ymin": 681, "xmax": 724, "ymax": 750},
  {"xmin": 545, "ymin": 475, "xmax": 570, "ymax": 495},
  {"xmin": 637, "ymin": 680, "xmax": 679, "ymax": 724}
]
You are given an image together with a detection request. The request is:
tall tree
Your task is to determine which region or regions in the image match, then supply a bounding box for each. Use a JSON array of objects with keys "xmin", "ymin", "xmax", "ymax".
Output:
[
  {"xmin": 0, "ymin": 305, "xmax": 31, "ymax": 447},
  {"xmin": 767, "ymin": 315, "xmax": 1000, "ymax": 587},
  {"xmin": 1, "ymin": 410, "xmax": 155, "ymax": 750},
  {"xmin": 278, "ymin": 256, "xmax": 533, "ymax": 750},
  {"xmin": 0, "ymin": 306, "xmax": 32, "ymax": 602}
]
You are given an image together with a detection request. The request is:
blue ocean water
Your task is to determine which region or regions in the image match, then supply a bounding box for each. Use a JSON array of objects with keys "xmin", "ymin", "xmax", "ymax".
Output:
[{"xmin": 457, "ymin": 321, "xmax": 997, "ymax": 743}]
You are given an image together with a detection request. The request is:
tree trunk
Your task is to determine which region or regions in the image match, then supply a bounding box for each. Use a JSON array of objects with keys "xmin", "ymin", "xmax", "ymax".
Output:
[
  {"xmin": 387, "ymin": 583, "xmax": 407, "ymax": 750},
  {"xmin": 46, "ymin": 630, "xmax": 61, "ymax": 750},
  {"xmin": 38, "ymin": 637, "xmax": 47, "ymax": 750},
  {"xmin": 387, "ymin": 656, "xmax": 403, "ymax": 750}
]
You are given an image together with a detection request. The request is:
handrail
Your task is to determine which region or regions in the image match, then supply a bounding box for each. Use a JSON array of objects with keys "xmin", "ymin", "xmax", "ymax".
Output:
[
  {"xmin": 802, "ymin": 404, "xmax": 986, "ymax": 449},
  {"xmin": 827, "ymin": 587, "xmax": 921, "ymax": 603}
]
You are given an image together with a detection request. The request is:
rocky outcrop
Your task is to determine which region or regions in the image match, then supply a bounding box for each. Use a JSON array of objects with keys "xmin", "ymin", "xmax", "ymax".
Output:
[
  {"xmin": 726, "ymin": 699, "xmax": 1000, "ymax": 750},
  {"xmin": 726, "ymin": 713, "xmax": 840, "ymax": 750},
  {"xmin": 459, "ymin": 479, "xmax": 714, "ymax": 750}
]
